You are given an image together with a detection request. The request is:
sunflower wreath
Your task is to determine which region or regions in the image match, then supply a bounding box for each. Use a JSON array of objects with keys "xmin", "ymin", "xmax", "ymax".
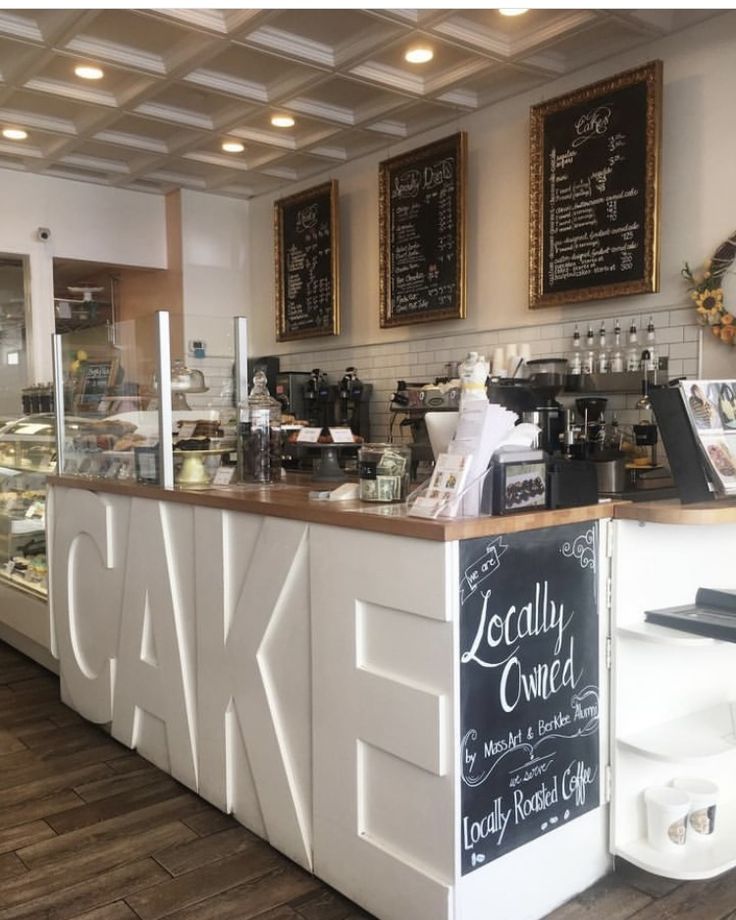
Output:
[{"xmin": 682, "ymin": 231, "xmax": 736, "ymax": 345}]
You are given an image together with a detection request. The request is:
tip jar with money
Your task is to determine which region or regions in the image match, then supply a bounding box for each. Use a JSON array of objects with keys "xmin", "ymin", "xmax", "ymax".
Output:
[{"xmin": 358, "ymin": 444, "xmax": 411, "ymax": 502}]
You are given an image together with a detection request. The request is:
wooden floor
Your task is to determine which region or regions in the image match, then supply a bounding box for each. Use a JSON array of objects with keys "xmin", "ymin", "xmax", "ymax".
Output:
[{"xmin": 1, "ymin": 639, "xmax": 735, "ymax": 920}]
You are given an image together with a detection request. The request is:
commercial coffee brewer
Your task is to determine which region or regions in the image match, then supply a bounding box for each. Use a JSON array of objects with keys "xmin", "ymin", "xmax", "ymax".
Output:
[
  {"xmin": 336, "ymin": 367, "xmax": 371, "ymax": 441},
  {"xmin": 303, "ymin": 369, "xmax": 335, "ymax": 430}
]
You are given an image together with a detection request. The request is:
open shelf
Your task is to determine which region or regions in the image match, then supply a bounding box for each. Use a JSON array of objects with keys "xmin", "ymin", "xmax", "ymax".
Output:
[
  {"xmin": 617, "ymin": 621, "xmax": 716, "ymax": 647},
  {"xmin": 618, "ymin": 703, "xmax": 736, "ymax": 763},
  {"xmin": 617, "ymin": 798, "xmax": 736, "ymax": 880}
]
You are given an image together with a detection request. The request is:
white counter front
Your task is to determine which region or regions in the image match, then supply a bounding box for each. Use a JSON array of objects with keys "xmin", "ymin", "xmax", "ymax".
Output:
[{"xmin": 48, "ymin": 479, "xmax": 617, "ymax": 920}]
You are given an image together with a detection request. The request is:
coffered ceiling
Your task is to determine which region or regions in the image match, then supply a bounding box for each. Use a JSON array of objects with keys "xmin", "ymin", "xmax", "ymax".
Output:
[{"xmin": 0, "ymin": 8, "xmax": 720, "ymax": 200}]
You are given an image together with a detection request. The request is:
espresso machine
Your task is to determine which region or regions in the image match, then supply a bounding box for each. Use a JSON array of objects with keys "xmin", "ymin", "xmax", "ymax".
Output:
[{"xmin": 336, "ymin": 367, "xmax": 371, "ymax": 439}]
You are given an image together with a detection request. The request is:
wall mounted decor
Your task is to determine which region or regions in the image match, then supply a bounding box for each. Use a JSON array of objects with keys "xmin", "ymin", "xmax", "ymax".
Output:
[
  {"xmin": 379, "ymin": 132, "xmax": 467, "ymax": 327},
  {"xmin": 530, "ymin": 61, "xmax": 662, "ymax": 308},
  {"xmin": 275, "ymin": 180, "xmax": 340, "ymax": 341}
]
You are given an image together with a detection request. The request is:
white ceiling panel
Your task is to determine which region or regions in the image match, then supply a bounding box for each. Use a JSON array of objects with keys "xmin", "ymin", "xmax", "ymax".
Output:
[{"xmin": 0, "ymin": 7, "xmax": 723, "ymax": 200}]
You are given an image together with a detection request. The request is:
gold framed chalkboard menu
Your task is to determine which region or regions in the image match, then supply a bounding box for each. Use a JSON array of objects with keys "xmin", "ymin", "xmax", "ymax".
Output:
[
  {"xmin": 275, "ymin": 179, "xmax": 340, "ymax": 341},
  {"xmin": 529, "ymin": 61, "xmax": 662, "ymax": 308},
  {"xmin": 379, "ymin": 132, "xmax": 466, "ymax": 327}
]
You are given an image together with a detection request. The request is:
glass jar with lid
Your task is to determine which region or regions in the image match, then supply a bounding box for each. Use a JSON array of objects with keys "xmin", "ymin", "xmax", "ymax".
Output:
[{"xmin": 237, "ymin": 370, "xmax": 281, "ymax": 483}]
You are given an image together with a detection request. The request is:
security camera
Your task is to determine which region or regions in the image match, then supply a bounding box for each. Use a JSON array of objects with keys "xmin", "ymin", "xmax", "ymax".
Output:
[{"xmin": 37, "ymin": 227, "xmax": 51, "ymax": 242}]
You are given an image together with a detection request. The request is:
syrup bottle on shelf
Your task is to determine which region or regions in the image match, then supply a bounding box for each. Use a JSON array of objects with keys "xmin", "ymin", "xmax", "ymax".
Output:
[
  {"xmin": 643, "ymin": 316, "xmax": 658, "ymax": 373},
  {"xmin": 596, "ymin": 322, "xmax": 610, "ymax": 374},
  {"xmin": 625, "ymin": 320, "xmax": 640, "ymax": 372},
  {"xmin": 582, "ymin": 326, "xmax": 596, "ymax": 375},
  {"xmin": 610, "ymin": 320, "xmax": 625, "ymax": 373},
  {"xmin": 568, "ymin": 325, "xmax": 582, "ymax": 375}
]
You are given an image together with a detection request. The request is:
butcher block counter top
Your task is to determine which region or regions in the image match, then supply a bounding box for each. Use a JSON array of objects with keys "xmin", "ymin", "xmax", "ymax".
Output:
[
  {"xmin": 50, "ymin": 474, "xmax": 613, "ymax": 541},
  {"xmin": 614, "ymin": 497, "xmax": 736, "ymax": 525},
  {"xmin": 50, "ymin": 475, "xmax": 736, "ymax": 540}
]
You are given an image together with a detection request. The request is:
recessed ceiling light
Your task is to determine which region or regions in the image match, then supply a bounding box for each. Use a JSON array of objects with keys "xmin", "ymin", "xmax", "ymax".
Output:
[
  {"xmin": 74, "ymin": 64, "xmax": 104, "ymax": 80},
  {"xmin": 405, "ymin": 47, "xmax": 434, "ymax": 64},
  {"xmin": 222, "ymin": 141, "xmax": 245, "ymax": 153},
  {"xmin": 271, "ymin": 115, "xmax": 295, "ymax": 128},
  {"xmin": 2, "ymin": 128, "xmax": 27, "ymax": 141},
  {"xmin": 499, "ymin": 8, "xmax": 529, "ymax": 15}
]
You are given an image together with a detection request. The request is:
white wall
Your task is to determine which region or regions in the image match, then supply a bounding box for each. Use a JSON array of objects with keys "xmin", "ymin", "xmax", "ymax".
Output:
[
  {"xmin": 180, "ymin": 189, "xmax": 250, "ymax": 357},
  {"xmin": 0, "ymin": 169, "xmax": 166, "ymax": 383},
  {"xmin": 246, "ymin": 11, "xmax": 736, "ymax": 381}
]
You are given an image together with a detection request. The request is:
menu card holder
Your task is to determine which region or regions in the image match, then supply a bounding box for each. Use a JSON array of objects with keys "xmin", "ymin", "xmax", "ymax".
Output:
[{"xmin": 649, "ymin": 385, "xmax": 715, "ymax": 504}]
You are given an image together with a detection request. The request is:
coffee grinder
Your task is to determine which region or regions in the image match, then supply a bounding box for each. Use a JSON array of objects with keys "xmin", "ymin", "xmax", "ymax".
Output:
[{"xmin": 520, "ymin": 359, "xmax": 568, "ymax": 454}]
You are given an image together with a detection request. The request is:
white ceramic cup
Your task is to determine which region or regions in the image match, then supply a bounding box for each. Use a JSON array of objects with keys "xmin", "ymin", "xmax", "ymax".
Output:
[
  {"xmin": 672, "ymin": 777, "xmax": 718, "ymax": 837},
  {"xmin": 644, "ymin": 786, "xmax": 690, "ymax": 851}
]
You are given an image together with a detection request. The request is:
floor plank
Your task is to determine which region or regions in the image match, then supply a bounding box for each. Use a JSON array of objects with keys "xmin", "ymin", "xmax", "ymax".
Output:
[
  {"xmin": 0, "ymin": 821, "xmax": 196, "ymax": 908},
  {"xmin": 0, "ymin": 857, "xmax": 168, "ymax": 920},
  {"xmin": 68, "ymin": 903, "xmax": 138, "ymax": 920},
  {"xmin": 0, "ymin": 820, "xmax": 55, "ymax": 857},
  {"xmin": 158, "ymin": 864, "xmax": 320, "ymax": 920},
  {"xmin": 153, "ymin": 826, "xmax": 263, "ymax": 877},
  {"xmin": 3, "ymin": 638, "xmax": 736, "ymax": 920},
  {"xmin": 126, "ymin": 846, "xmax": 288, "ymax": 919}
]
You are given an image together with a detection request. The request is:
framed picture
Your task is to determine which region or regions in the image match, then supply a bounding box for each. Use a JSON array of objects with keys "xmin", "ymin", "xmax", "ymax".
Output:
[
  {"xmin": 275, "ymin": 179, "xmax": 340, "ymax": 342},
  {"xmin": 529, "ymin": 60, "xmax": 662, "ymax": 308},
  {"xmin": 74, "ymin": 358, "xmax": 119, "ymax": 413},
  {"xmin": 379, "ymin": 131, "xmax": 467, "ymax": 328}
]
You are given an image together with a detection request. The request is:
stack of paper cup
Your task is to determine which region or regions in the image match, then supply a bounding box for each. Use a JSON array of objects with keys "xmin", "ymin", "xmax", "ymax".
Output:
[
  {"xmin": 492, "ymin": 347, "xmax": 506, "ymax": 376},
  {"xmin": 672, "ymin": 778, "xmax": 718, "ymax": 838},
  {"xmin": 644, "ymin": 786, "xmax": 689, "ymax": 850}
]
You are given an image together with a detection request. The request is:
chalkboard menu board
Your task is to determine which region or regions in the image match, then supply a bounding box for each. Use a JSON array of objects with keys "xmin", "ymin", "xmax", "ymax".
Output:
[
  {"xmin": 379, "ymin": 132, "xmax": 466, "ymax": 327},
  {"xmin": 275, "ymin": 180, "xmax": 340, "ymax": 342},
  {"xmin": 529, "ymin": 61, "xmax": 662, "ymax": 308},
  {"xmin": 459, "ymin": 523, "xmax": 600, "ymax": 874}
]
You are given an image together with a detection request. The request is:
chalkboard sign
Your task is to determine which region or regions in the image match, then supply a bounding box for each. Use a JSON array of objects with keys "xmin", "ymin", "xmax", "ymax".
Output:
[
  {"xmin": 75, "ymin": 358, "xmax": 118, "ymax": 413},
  {"xmin": 275, "ymin": 180, "xmax": 340, "ymax": 342},
  {"xmin": 529, "ymin": 61, "xmax": 662, "ymax": 308},
  {"xmin": 459, "ymin": 523, "xmax": 600, "ymax": 874},
  {"xmin": 379, "ymin": 132, "xmax": 466, "ymax": 327}
]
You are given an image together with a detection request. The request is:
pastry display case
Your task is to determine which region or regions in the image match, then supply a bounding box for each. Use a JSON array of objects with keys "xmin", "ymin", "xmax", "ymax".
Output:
[{"xmin": 0, "ymin": 414, "xmax": 56, "ymax": 597}]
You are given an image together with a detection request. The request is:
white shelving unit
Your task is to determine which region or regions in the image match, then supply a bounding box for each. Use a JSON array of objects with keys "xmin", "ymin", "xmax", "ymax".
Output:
[{"xmin": 612, "ymin": 519, "xmax": 736, "ymax": 880}]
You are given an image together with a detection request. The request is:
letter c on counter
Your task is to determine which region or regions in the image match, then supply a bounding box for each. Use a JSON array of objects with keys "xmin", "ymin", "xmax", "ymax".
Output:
[{"xmin": 51, "ymin": 488, "xmax": 116, "ymax": 723}]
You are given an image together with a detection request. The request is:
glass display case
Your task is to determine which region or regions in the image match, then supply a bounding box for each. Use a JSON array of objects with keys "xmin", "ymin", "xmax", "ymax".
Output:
[
  {"xmin": 0, "ymin": 414, "xmax": 55, "ymax": 597},
  {"xmin": 55, "ymin": 313, "xmax": 245, "ymax": 490}
]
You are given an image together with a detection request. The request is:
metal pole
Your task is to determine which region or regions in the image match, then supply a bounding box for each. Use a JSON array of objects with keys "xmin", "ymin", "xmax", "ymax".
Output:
[
  {"xmin": 51, "ymin": 333, "xmax": 66, "ymax": 475},
  {"xmin": 155, "ymin": 311, "xmax": 174, "ymax": 488},
  {"xmin": 234, "ymin": 316, "xmax": 249, "ymax": 406}
]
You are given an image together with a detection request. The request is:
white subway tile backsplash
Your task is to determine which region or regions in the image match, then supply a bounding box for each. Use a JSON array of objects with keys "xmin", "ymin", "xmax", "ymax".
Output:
[
  {"xmin": 668, "ymin": 308, "xmax": 696, "ymax": 326},
  {"xmin": 683, "ymin": 358, "xmax": 699, "ymax": 376},
  {"xmin": 657, "ymin": 326, "xmax": 684, "ymax": 344},
  {"xmin": 669, "ymin": 342, "xmax": 696, "ymax": 360}
]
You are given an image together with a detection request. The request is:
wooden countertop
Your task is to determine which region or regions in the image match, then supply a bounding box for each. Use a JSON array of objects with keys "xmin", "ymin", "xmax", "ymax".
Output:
[
  {"xmin": 49, "ymin": 475, "xmax": 736, "ymax": 540},
  {"xmin": 49, "ymin": 474, "xmax": 611, "ymax": 542},
  {"xmin": 614, "ymin": 497, "xmax": 736, "ymax": 525}
]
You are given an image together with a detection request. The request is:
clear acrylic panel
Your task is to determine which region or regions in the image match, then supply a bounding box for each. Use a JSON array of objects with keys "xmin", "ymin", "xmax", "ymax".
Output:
[
  {"xmin": 59, "ymin": 316, "xmax": 164, "ymax": 485},
  {"xmin": 169, "ymin": 314, "xmax": 238, "ymax": 489}
]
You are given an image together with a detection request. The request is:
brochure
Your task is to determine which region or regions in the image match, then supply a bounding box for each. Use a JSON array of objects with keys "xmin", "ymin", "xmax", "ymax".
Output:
[
  {"xmin": 408, "ymin": 453, "xmax": 473, "ymax": 519},
  {"xmin": 680, "ymin": 380, "xmax": 736, "ymax": 494}
]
